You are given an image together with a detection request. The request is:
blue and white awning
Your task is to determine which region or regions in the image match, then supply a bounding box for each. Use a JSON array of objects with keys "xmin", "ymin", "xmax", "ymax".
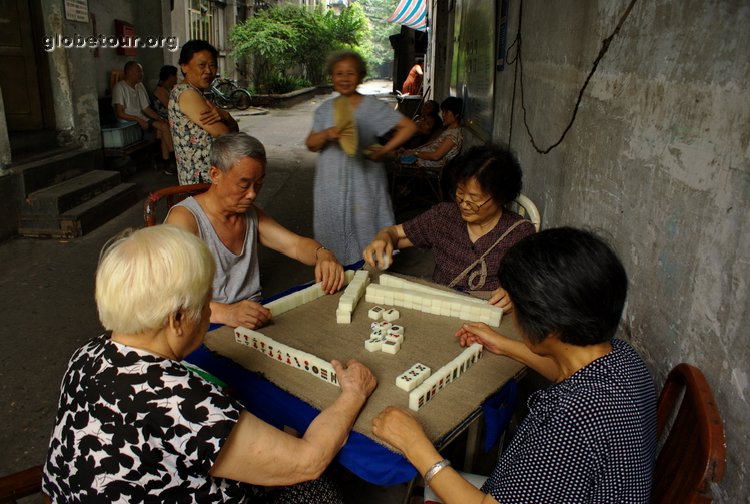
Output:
[{"xmin": 387, "ymin": 0, "xmax": 428, "ymax": 31}]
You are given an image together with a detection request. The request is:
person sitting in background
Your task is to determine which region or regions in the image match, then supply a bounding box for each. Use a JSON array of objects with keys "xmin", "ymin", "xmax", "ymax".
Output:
[
  {"xmin": 402, "ymin": 57, "xmax": 424, "ymax": 95},
  {"xmin": 403, "ymin": 99, "xmax": 443, "ymax": 149},
  {"xmin": 364, "ymin": 144, "xmax": 535, "ymax": 311},
  {"xmin": 166, "ymin": 132, "xmax": 345, "ymax": 329},
  {"xmin": 112, "ymin": 60, "xmax": 175, "ymax": 173},
  {"xmin": 399, "ymin": 96, "xmax": 463, "ymax": 172},
  {"xmin": 43, "ymin": 225, "xmax": 377, "ymax": 502},
  {"xmin": 152, "ymin": 64, "xmax": 177, "ymax": 120},
  {"xmin": 170, "ymin": 39, "xmax": 239, "ymax": 185},
  {"xmin": 372, "ymin": 227, "xmax": 657, "ymax": 503}
]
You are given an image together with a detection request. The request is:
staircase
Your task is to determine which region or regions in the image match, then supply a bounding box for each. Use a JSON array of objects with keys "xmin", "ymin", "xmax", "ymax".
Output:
[{"xmin": 9, "ymin": 131, "xmax": 137, "ymax": 238}]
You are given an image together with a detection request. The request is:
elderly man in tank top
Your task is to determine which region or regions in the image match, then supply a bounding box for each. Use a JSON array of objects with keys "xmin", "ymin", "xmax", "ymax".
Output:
[{"xmin": 166, "ymin": 133, "xmax": 345, "ymax": 329}]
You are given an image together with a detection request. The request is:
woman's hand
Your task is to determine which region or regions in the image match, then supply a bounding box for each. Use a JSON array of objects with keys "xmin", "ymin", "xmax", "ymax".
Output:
[
  {"xmin": 325, "ymin": 127, "xmax": 341, "ymax": 141},
  {"xmin": 333, "ymin": 359, "xmax": 377, "ymax": 401},
  {"xmin": 314, "ymin": 249, "xmax": 345, "ymax": 294},
  {"xmin": 200, "ymin": 100, "xmax": 224, "ymax": 126},
  {"xmin": 362, "ymin": 232, "xmax": 394, "ymax": 270},
  {"xmin": 372, "ymin": 406, "xmax": 428, "ymax": 455},
  {"xmin": 455, "ymin": 322, "xmax": 513, "ymax": 356},
  {"xmin": 488, "ymin": 287, "xmax": 513, "ymax": 312}
]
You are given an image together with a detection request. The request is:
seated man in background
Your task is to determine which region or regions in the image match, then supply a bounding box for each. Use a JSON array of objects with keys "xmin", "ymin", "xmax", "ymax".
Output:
[
  {"xmin": 166, "ymin": 132, "xmax": 345, "ymax": 329},
  {"xmin": 112, "ymin": 60, "xmax": 175, "ymax": 173}
]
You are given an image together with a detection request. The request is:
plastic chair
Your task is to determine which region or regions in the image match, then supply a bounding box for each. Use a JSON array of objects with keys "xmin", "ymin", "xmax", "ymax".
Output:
[
  {"xmin": 651, "ymin": 363, "xmax": 726, "ymax": 503},
  {"xmin": 143, "ymin": 183, "xmax": 211, "ymax": 226},
  {"xmin": 508, "ymin": 194, "xmax": 541, "ymax": 232}
]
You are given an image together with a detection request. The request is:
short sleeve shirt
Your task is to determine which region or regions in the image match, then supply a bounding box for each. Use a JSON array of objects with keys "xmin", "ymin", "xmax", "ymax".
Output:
[
  {"xmin": 481, "ymin": 339, "xmax": 658, "ymax": 502},
  {"xmin": 43, "ymin": 334, "xmax": 253, "ymax": 502},
  {"xmin": 402, "ymin": 202, "xmax": 535, "ymax": 291},
  {"xmin": 112, "ymin": 81, "xmax": 151, "ymax": 122},
  {"xmin": 415, "ymin": 127, "xmax": 463, "ymax": 169}
]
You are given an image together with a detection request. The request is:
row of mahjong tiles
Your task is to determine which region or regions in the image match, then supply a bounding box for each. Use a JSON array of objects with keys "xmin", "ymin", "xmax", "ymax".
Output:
[{"xmin": 203, "ymin": 270, "xmax": 524, "ymax": 444}]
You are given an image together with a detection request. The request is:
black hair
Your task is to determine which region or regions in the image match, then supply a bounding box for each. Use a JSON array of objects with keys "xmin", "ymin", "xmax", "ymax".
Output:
[
  {"xmin": 123, "ymin": 61, "xmax": 140, "ymax": 74},
  {"xmin": 448, "ymin": 144, "xmax": 523, "ymax": 206},
  {"xmin": 178, "ymin": 39, "xmax": 218, "ymax": 66},
  {"xmin": 499, "ymin": 227, "xmax": 628, "ymax": 346},
  {"xmin": 158, "ymin": 65, "xmax": 178, "ymax": 82},
  {"xmin": 440, "ymin": 96, "xmax": 463, "ymax": 120}
]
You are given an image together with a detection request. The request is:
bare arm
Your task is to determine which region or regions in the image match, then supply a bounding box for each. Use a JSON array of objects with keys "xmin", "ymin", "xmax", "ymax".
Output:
[
  {"xmin": 368, "ymin": 116, "xmax": 417, "ymax": 161},
  {"xmin": 210, "ymin": 359, "xmax": 377, "ymax": 486},
  {"xmin": 153, "ymin": 86, "xmax": 169, "ymax": 108},
  {"xmin": 409, "ymin": 135, "xmax": 456, "ymax": 161},
  {"xmin": 178, "ymin": 88, "xmax": 233, "ymax": 137},
  {"xmin": 362, "ymin": 224, "xmax": 413, "ymax": 270},
  {"xmin": 257, "ymin": 208, "xmax": 345, "ymax": 293},
  {"xmin": 305, "ymin": 127, "xmax": 340, "ymax": 152},
  {"xmin": 456, "ymin": 322, "xmax": 559, "ymax": 381},
  {"xmin": 113, "ymin": 104, "xmax": 149, "ymax": 130},
  {"xmin": 372, "ymin": 407, "xmax": 498, "ymax": 504}
]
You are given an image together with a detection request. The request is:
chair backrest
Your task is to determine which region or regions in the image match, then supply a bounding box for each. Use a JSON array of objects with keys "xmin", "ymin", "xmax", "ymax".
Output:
[
  {"xmin": 651, "ymin": 363, "xmax": 726, "ymax": 503},
  {"xmin": 0, "ymin": 464, "xmax": 43, "ymax": 502},
  {"xmin": 143, "ymin": 183, "xmax": 211, "ymax": 226},
  {"xmin": 509, "ymin": 194, "xmax": 541, "ymax": 232}
]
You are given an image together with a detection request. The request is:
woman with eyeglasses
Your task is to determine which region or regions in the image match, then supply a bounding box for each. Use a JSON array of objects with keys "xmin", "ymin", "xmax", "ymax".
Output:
[{"xmin": 363, "ymin": 144, "xmax": 535, "ymax": 311}]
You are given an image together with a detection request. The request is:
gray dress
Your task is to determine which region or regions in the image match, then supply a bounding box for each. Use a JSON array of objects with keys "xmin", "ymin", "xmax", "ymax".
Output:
[{"xmin": 311, "ymin": 95, "xmax": 403, "ymax": 264}]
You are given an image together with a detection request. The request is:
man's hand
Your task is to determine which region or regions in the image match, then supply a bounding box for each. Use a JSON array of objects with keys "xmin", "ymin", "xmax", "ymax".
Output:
[
  {"xmin": 314, "ymin": 248, "xmax": 344, "ymax": 294},
  {"xmin": 136, "ymin": 118, "xmax": 150, "ymax": 130},
  {"xmin": 455, "ymin": 322, "xmax": 512, "ymax": 356},
  {"xmin": 222, "ymin": 300, "xmax": 272, "ymax": 329},
  {"xmin": 332, "ymin": 359, "xmax": 377, "ymax": 401},
  {"xmin": 488, "ymin": 287, "xmax": 513, "ymax": 313},
  {"xmin": 372, "ymin": 406, "xmax": 428, "ymax": 455}
]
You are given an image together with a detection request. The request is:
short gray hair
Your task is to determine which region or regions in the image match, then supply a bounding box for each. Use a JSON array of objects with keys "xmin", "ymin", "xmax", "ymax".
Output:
[
  {"xmin": 210, "ymin": 132, "xmax": 267, "ymax": 172},
  {"xmin": 326, "ymin": 50, "xmax": 367, "ymax": 79},
  {"xmin": 96, "ymin": 225, "xmax": 215, "ymax": 334}
]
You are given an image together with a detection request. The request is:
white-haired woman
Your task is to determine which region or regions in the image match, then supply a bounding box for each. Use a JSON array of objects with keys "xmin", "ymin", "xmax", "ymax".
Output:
[{"xmin": 42, "ymin": 225, "xmax": 376, "ymax": 502}]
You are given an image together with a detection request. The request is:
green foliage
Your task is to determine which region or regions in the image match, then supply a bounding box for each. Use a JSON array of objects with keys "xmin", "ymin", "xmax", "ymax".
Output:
[
  {"xmin": 267, "ymin": 75, "xmax": 312, "ymax": 95},
  {"xmin": 355, "ymin": 0, "xmax": 400, "ymax": 77},
  {"xmin": 230, "ymin": 4, "xmax": 371, "ymax": 92}
]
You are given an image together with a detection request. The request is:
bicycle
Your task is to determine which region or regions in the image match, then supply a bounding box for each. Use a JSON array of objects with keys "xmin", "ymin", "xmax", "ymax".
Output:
[{"xmin": 207, "ymin": 77, "xmax": 252, "ymax": 110}]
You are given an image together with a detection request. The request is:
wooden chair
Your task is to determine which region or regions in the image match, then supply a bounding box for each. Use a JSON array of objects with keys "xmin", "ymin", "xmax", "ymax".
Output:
[
  {"xmin": 0, "ymin": 464, "xmax": 44, "ymax": 503},
  {"xmin": 651, "ymin": 363, "xmax": 726, "ymax": 503},
  {"xmin": 143, "ymin": 183, "xmax": 211, "ymax": 226}
]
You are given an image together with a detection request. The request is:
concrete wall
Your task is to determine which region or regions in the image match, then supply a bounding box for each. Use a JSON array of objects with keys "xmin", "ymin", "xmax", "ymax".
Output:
[{"xmin": 487, "ymin": 1, "xmax": 748, "ymax": 500}]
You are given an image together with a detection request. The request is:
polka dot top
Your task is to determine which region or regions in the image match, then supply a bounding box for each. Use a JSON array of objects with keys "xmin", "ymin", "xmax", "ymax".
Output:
[{"xmin": 481, "ymin": 338, "xmax": 658, "ymax": 502}]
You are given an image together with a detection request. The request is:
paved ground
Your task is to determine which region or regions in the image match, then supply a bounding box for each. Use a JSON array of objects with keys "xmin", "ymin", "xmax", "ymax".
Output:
[{"xmin": 0, "ymin": 80, "xmax": 436, "ymax": 502}]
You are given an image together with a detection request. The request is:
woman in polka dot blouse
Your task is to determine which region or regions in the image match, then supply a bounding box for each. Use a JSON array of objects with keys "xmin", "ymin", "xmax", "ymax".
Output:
[{"xmin": 372, "ymin": 227, "xmax": 658, "ymax": 503}]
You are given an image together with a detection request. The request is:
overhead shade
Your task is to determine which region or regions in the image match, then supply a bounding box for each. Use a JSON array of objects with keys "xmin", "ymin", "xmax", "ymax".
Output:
[{"xmin": 387, "ymin": 0, "xmax": 428, "ymax": 31}]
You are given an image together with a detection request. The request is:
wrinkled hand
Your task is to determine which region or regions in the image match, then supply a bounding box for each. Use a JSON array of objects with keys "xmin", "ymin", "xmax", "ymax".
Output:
[
  {"xmin": 200, "ymin": 101, "xmax": 224, "ymax": 126},
  {"xmin": 225, "ymin": 300, "xmax": 272, "ymax": 329},
  {"xmin": 362, "ymin": 235, "xmax": 393, "ymax": 270},
  {"xmin": 314, "ymin": 250, "xmax": 345, "ymax": 294},
  {"xmin": 325, "ymin": 127, "xmax": 341, "ymax": 141},
  {"xmin": 333, "ymin": 359, "xmax": 377, "ymax": 401},
  {"xmin": 488, "ymin": 287, "xmax": 513, "ymax": 313},
  {"xmin": 455, "ymin": 322, "xmax": 511, "ymax": 356},
  {"xmin": 372, "ymin": 406, "xmax": 428, "ymax": 454}
]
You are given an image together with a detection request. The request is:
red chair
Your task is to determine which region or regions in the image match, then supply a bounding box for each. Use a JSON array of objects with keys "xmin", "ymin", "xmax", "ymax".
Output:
[
  {"xmin": 0, "ymin": 465, "xmax": 45, "ymax": 503},
  {"xmin": 651, "ymin": 363, "xmax": 726, "ymax": 503},
  {"xmin": 143, "ymin": 183, "xmax": 211, "ymax": 226}
]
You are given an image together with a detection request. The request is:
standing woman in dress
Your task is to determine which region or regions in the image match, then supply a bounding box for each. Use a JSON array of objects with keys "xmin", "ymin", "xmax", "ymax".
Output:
[
  {"xmin": 306, "ymin": 51, "xmax": 417, "ymax": 265},
  {"xmin": 169, "ymin": 39, "xmax": 239, "ymax": 185}
]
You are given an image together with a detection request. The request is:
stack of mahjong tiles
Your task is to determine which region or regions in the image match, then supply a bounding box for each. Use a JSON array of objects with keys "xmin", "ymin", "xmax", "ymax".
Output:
[
  {"xmin": 234, "ymin": 326, "xmax": 340, "ymax": 386},
  {"xmin": 335, "ymin": 270, "xmax": 370, "ymax": 324},
  {"xmin": 264, "ymin": 270, "xmax": 357, "ymax": 317},
  {"xmin": 365, "ymin": 274, "xmax": 502, "ymax": 327},
  {"xmin": 407, "ymin": 343, "xmax": 483, "ymax": 411},
  {"xmin": 365, "ymin": 308, "xmax": 404, "ymax": 354}
]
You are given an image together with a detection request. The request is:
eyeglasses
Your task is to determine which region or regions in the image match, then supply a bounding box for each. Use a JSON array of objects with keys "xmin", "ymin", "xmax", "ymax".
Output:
[{"xmin": 454, "ymin": 191, "xmax": 492, "ymax": 213}]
